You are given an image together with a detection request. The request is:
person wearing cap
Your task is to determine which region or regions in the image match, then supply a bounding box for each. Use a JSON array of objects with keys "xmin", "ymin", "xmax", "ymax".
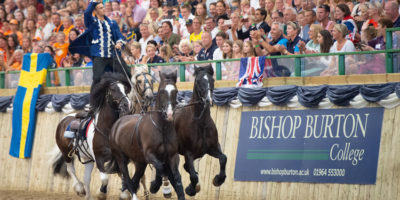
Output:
[
  {"xmin": 8, "ymin": 19, "xmax": 23, "ymax": 44},
  {"xmin": 1, "ymin": 21, "xmax": 12, "ymax": 37},
  {"xmin": 180, "ymin": 19, "xmax": 193, "ymax": 40},
  {"xmin": 69, "ymin": 0, "xmax": 130, "ymax": 85}
]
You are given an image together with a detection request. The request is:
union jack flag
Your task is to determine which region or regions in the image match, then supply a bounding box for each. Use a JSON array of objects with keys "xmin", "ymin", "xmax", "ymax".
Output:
[{"xmin": 237, "ymin": 56, "xmax": 266, "ymax": 88}]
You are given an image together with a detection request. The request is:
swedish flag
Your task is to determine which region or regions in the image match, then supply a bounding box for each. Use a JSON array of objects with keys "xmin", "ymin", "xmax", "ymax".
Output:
[
  {"xmin": 10, "ymin": 53, "xmax": 52, "ymax": 158},
  {"xmin": 126, "ymin": 31, "xmax": 136, "ymax": 42}
]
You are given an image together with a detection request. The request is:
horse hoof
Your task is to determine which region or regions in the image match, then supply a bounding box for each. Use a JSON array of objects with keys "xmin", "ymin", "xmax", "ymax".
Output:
[
  {"xmin": 150, "ymin": 181, "xmax": 161, "ymax": 193},
  {"xmin": 74, "ymin": 183, "xmax": 86, "ymax": 197},
  {"xmin": 119, "ymin": 190, "xmax": 130, "ymax": 200},
  {"xmin": 185, "ymin": 185, "xmax": 197, "ymax": 196},
  {"xmin": 212, "ymin": 175, "xmax": 226, "ymax": 187},
  {"xmin": 97, "ymin": 192, "xmax": 107, "ymax": 200},
  {"xmin": 163, "ymin": 192, "xmax": 172, "ymax": 198},
  {"xmin": 195, "ymin": 184, "xmax": 201, "ymax": 193},
  {"xmin": 144, "ymin": 190, "xmax": 150, "ymax": 200}
]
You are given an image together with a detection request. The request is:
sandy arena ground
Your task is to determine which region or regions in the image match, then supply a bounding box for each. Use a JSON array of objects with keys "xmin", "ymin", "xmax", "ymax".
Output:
[{"xmin": 0, "ymin": 190, "xmax": 170, "ymax": 200}]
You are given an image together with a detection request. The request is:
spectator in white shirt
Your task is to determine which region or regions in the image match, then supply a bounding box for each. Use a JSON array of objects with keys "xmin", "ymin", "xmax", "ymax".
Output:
[
  {"xmin": 213, "ymin": 31, "xmax": 228, "ymax": 60},
  {"xmin": 138, "ymin": 23, "xmax": 154, "ymax": 56}
]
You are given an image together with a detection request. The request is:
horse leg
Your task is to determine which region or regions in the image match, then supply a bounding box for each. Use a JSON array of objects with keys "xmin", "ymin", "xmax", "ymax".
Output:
[
  {"xmin": 150, "ymin": 167, "xmax": 163, "ymax": 193},
  {"xmin": 167, "ymin": 154, "xmax": 185, "ymax": 200},
  {"xmin": 194, "ymin": 158, "xmax": 201, "ymax": 193},
  {"xmin": 83, "ymin": 162, "xmax": 94, "ymax": 200},
  {"xmin": 147, "ymin": 155, "xmax": 163, "ymax": 193},
  {"xmin": 208, "ymin": 146, "xmax": 227, "ymax": 186},
  {"xmin": 140, "ymin": 175, "xmax": 150, "ymax": 200},
  {"xmin": 183, "ymin": 154, "xmax": 198, "ymax": 196},
  {"xmin": 131, "ymin": 163, "xmax": 147, "ymax": 195},
  {"xmin": 66, "ymin": 162, "xmax": 85, "ymax": 197},
  {"xmin": 115, "ymin": 154, "xmax": 136, "ymax": 198},
  {"xmin": 119, "ymin": 174, "xmax": 131, "ymax": 200},
  {"xmin": 161, "ymin": 176, "xmax": 172, "ymax": 198},
  {"xmin": 97, "ymin": 172, "xmax": 109, "ymax": 200}
]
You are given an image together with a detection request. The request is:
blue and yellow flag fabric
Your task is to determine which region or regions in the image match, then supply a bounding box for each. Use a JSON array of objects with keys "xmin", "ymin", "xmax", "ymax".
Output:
[{"xmin": 10, "ymin": 53, "xmax": 52, "ymax": 158}]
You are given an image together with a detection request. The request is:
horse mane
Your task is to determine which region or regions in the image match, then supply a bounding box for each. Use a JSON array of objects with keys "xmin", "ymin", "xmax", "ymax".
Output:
[{"xmin": 90, "ymin": 72, "xmax": 131, "ymax": 110}]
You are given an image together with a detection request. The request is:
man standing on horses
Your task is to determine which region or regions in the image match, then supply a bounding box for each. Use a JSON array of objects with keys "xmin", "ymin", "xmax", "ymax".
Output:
[
  {"xmin": 69, "ymin": 0, "xmax": 131, "ymax": 85},
  {"xmin": 69, "ymin": 0, "xmax": 132, "ymax": 117}
]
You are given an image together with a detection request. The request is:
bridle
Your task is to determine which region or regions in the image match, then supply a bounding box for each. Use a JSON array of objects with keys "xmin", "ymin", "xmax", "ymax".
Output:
[
  {"xmin": 106, "ymin": 81, "xmax": 131, "ymax": 116},
  {"xmin": 192, "ymin": 75, "xmax": 213, "ymax": 119},
  {"xmin": 134, "ymin": 72, "xmax": 154, "ymax": 112},
  {"xmin": 135, "ymin": 72, "xmax": 153, "ymax": 96},
  {"xmin": 93, "ymin": 81, "xmax": 131, "ymax": 137}
]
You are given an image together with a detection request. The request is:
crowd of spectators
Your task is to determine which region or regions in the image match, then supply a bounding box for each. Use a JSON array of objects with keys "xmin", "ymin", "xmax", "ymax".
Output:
[{"xmin": 0, "ymin": 0, "xmax": 399, "ymax": 82}]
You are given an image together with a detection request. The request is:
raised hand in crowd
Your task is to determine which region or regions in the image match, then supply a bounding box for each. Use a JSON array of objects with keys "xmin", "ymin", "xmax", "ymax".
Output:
[
  {"xmin": 298, "ymin": 40, "xmax": 306, "ymax": 53},
  {"xmin": 140, "ymin": 55, "xmax": 149, "ymax": 64}
]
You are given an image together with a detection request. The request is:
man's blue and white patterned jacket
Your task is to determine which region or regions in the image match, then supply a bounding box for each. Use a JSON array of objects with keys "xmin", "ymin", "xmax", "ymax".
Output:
[{"xmin": 69, "ymin": 0, "xmax": 126, "ymax": 59}]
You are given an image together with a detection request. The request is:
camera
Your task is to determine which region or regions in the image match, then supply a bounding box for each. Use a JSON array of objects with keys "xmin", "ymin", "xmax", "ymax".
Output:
[{"xmin": 224, "ymin": 19, "xmax": 232, "ymax": 26}]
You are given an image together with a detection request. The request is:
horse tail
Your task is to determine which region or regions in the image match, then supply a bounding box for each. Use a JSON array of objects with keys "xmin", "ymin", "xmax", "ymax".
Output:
[
  {"xmin": 104, "ymin": 158, "xmax": 120, "ymax": 174},
  {"xmin": 49, "ymin": 146, "xmax": 72, "ymax": 178}
]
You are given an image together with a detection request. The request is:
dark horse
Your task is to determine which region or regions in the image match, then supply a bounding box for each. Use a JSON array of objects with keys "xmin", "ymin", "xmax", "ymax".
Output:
[
  {"xmin": 51, "ymin": 72, "xmax": 132, "ymax": 200},
  {"xmin": 106, "ymin": 70, "xmax": 185, "ymax": 200},
  {"xmin": 95, "ymin": 65, "xmax": 154, "ymax": 200},
  {"xmin": 172, "ymin": 65, "xmax": 227, "ymax": 196}
]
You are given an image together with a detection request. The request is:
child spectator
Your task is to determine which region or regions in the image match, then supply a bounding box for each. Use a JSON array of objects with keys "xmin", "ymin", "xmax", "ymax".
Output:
[
  {"xmin": 6, "ymin": 49, "xmax": 23, "ymax": 72},
  {"xmin": 21, "ymin": 37, "xmax": 32, "ymax": 53},
  {"xmin": 52, "ymin": 32, "xmax": 69, "ymax": 67},
  {"xmin": 243, "ymin": 40, "xmax": 256, "ymax": 57}
]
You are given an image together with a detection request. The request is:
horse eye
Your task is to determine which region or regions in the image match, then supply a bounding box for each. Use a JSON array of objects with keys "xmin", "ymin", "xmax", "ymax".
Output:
[{"xmin": 138, "ymin": 80, "xmax": 142, "ymax": 84}]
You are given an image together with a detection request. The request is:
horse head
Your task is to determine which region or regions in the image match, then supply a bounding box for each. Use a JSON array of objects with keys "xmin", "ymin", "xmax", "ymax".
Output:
[
  {"xmin": 91, "ymin": 72, "xmax": 132, "ymax": 117},
  {"xmin": 157, "ymin": 69, "xmax": 178, "ymax": 122},
  {"xmin": 194, "ymin": 65, "xmax": 214, "ymax": 106},
  {"xmin": 131, "ymin": 65, "xmax": 154, "ymax": 111}
]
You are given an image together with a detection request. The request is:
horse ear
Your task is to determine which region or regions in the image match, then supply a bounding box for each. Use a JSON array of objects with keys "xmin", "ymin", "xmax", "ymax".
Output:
[
  {"xmin": 194, "ymin": 65, "xmax": 199, "ymax": 76},
  {"xmin": 206, "ymin": 65, "xmax": 214, "ymax": 76},
  {"xmin": 159, "ymin": 71, "xmax": 164, "ymax": 81},
  {"xmin": 131, "ymin": 75, "xmax": 136, "ymax": 85},
  {"xmin": 172, "ymin": 69, "xmax": 177, "ymax": 83}
]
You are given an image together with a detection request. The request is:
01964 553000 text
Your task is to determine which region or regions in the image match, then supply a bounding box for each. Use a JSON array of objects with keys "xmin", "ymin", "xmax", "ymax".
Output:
[{"xmin": 313, "ymin": 168, "xmax": 345, "ymax": 177}]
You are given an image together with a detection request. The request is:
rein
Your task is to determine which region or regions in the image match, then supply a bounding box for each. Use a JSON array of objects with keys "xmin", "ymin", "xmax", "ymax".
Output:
[
  {"xmin": 177, "ymin": 83, "xmax": 213, "ymax": 119},
  {"xmin": 112, "ymin": 47, "xmax": 144, "ymax": 114},
  {"xmin": 93, "ymin": 81, "xmax": 128, "ymax": 138},
  {"xmin": 113, "ymin": 46, "xmax": 133, "ymax": 88}
]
